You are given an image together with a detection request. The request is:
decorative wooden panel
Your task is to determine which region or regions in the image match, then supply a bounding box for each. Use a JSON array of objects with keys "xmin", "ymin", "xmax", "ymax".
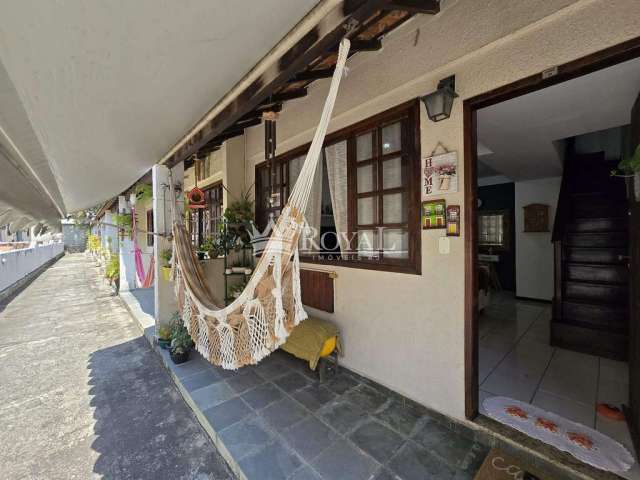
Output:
[
  {"xmin": 523, "ymin": 203, "xmax": 549, "ymax": 232},
  {"xmin": 300, "ymin": 269, "xmax": 334, "ymax": 313}
]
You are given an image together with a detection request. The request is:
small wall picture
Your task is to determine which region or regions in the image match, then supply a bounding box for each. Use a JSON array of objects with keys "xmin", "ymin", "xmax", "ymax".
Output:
[
  {"xmin": 523, "ymin": 203, "xmax": 549, "ymax": 232},
  {"xmin": 422, "ymin": 199, "xmax": 446, "ymax": 229},
  {"xmin": 421, "ymin": 151, "xmax": 458, "ymax": 199},
  {"xmin": 446, "ymin": 205, "xmax": 461, "ymax": 236}
]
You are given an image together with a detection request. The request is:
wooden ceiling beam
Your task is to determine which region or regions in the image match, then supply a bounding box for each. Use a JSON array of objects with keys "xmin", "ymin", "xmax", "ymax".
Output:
[
  {"xmin": 265, "ymin": 88, "xmax": 308, "ymax": 104},
  {"xmin": 288, "ymin": 68, "xmax": 335, "ymax": 82},
  {"xmin": 384, "ymin": 0, "xmax": 439, "ymax": 14},
  {"xmin": 238, "ymin": 103, "xmax": 283, "ymax": 122},
  {"xmin": 165, "ymin": 0, "xmax": 396, "ymax": 168}
]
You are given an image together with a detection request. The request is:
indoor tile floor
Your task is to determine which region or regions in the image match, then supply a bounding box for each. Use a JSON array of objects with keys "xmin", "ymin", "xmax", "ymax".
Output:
[{"xmin": 478, "ymin": 293, "xmax": 639, "ymax": 479}]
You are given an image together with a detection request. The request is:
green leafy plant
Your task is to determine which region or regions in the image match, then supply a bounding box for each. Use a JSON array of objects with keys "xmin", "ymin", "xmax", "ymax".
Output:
[
  {"xmin": 170, "ymin": 317, "xmax": 194, "ymax": 355},
  {"xmin": 105, "ymin": 256, "xmax": 120, "ymax": 283},
  {"xmin": 158, "ymin": 325, "xmax": 172, "ymax": 341},
  {"xmin": 200, "ymin": 237, "xmax": 222, "ymax": 259},
  {"xmin": 160, "ymin": 248, "xmax": 172, "ymax": 266},
  {"xmin": 223, "ymin": 188, "xmax": 255, "ymax": 246},
  {"xmin": 113, "ymin": 213, "xmax": 133, "ymax": 228},
  {"xmin": 135, "ymin": 183, "xmax": 153, "ymax": 202},
  {"xmin": 612, "ymin": 144, "xmax": 640, "ymax": 176}
]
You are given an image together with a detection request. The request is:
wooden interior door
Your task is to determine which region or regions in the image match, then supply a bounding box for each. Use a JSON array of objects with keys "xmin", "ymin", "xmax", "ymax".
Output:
[{"xmin": 628, "ymin": 92, "xmax": 640, "ymax": 454}]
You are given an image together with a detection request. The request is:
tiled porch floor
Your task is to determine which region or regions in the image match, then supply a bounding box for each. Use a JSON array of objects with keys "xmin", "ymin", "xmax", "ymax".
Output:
[
  {"xmin": 478, "ymin": 293, "xmax": 639, "ymax": 479},
  {"xmin": 158, "ymin": 347, "xmax": 489, "ymax": 480}
]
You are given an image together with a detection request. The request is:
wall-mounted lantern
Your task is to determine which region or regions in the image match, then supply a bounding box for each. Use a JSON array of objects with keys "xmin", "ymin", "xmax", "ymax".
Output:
[{"xmin": 421, "ymin": 75, "xmax": 458, "ymax": 122}]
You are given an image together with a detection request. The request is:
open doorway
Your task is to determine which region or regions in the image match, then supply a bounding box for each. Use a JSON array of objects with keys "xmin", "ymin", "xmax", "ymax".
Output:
[{"xmin": 464, "ymin": 38, "xmax": 640, "ymax": 477}]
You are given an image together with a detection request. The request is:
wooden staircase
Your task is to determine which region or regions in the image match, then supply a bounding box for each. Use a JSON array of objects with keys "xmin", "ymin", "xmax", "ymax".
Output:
[{"xmin": 551, "ymin": 152, "xmax": 630, "ymax": 361}]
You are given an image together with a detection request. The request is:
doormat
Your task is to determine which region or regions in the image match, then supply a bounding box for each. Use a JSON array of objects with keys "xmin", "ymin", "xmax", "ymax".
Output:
[
  {"xmin": 474, "ymin": 449, "xmax": 543, "ymax": 480},
  {"xmin": 484, "ymin": 396, "xmax": 634, "ymax": 474}
]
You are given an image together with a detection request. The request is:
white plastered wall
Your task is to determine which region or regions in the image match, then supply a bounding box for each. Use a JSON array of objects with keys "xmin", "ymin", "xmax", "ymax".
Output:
[
  {"xmin": 231, "ymin": 0, "xmax": 640, "ymax": 420},
  {"xmin": 515, "ymin": 177, "xmax": 562, "ymax": 301}
]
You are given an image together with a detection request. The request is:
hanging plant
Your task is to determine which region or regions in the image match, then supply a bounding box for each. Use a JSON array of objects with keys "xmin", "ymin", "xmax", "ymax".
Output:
[
  {"xmin": 612, "ymin": 145, "xmax": 640, "ymax": 201},
  {"xmin": 223, "ymin": 188, "xmax": 255, "ymax": 246},
  {"xmin": 135, "ymin": 183, "xmax": 153, "ymax": 203}
]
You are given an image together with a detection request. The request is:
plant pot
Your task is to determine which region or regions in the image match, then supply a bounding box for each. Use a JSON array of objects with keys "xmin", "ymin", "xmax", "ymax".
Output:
[
  {"xmin": 196, "ymin": 251, "xmax": 206, "ymax": 261},
  {"xmin": 161, "ymin": 266, "xmax": 172, "ymax": 282},
  {"xmin": 244, "ymin": 268, "xmax": 253, "ymax": 275},
  {"xmin": 170, "ymin": 349, "xmax": 190, "ymax": 364},
  {"xmin": 158, "ymin": 338, "xmax": 171, "ymax": 349},
  {"xmin": 231, "ymin": 267, "xmax": 245, "ymax": 273},
  {"xmin": 439, "ymin": 175, "xmax": 451, "ymax": 191},
  {"xmin": 225, "ymin": 268, "xmax": 232, "ymax": 275}
]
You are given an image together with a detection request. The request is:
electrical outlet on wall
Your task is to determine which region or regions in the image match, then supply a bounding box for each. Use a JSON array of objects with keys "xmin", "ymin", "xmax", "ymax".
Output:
[{"xmin": 439, "ymin": 236, "xmax": 450, "ymax": 255}]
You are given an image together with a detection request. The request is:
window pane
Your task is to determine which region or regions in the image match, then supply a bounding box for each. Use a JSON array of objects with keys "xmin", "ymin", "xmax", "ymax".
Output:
[
  {"xmin": 356, "ymin": 132, "xmax": 373, "ymax": 161},
  {"xmin": 382, "ymin": 193, "xmax": 407, "ymax": 223},
  {"xmin": 382, "ymin": 156, "xmax": 402, "ymax": 189},
  {"xmin": 358, "ymin": 229, "xmax": 378, "ymax": 258},
  {"xmin": 382, "ymin": 122, "xmax": 401, "ymax": 154},
  {"xmin": 288, "ymin": 155, "xmax": 304, "ymax": 190},
  {"xmin": 383, "ymin": 229, "xmax": 408, "ymax": 259},
  {"xmin": 357, "ymin": 164, "xmax": 375, "ymax": 193},
  {"xmin": 357, "ymin": 197, "xmax": 376, "ymax": 225}
]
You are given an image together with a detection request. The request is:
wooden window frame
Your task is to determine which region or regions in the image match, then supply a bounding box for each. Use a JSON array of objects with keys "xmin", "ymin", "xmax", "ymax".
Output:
[
  {"xmin": 189, "ymin": 182, "xmax": 223, "ymax": 247},
  {"xmin": 255, "ymin": 99, "xmax": 421, "ymax": 274},
  {"xmin": 146, "ymin": 209, "xmax": 154, "ymax": 247}
]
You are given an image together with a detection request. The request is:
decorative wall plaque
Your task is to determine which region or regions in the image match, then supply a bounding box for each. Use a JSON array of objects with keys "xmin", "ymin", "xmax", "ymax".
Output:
[
  {"xmin": 523, "ymin": 203, "xmax": 549, "ymax": 232},
  {"xmin": 446, "ymin": 205, "xmax": 461, "ymax": 236}
]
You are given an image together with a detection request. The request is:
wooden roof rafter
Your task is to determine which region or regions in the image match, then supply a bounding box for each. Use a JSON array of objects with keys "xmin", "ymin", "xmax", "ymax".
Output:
[{"xmin": 178, "ymin": 0, "xmax": 440, "ymax": 167}]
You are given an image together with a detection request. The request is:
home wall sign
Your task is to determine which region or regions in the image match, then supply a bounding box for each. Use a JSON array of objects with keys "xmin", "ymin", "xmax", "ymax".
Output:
[
  {"xmin": 422, "ymin": 199, "xmax": 446, "ymax": 229},
  {"xmin": 523, "ymin": 203, "xmax": 549, "ymax": 232},
  {"xmin": 446, "ymin": 205, "xmax": 461, "ymax": 236},
  {"xmin": 421, "ymin": 150, "xmax": 458, "ymax": 198}
]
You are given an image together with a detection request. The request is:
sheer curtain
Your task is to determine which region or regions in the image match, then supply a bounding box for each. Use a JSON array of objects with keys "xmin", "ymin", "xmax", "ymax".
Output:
[
  {"xmin": 289, "ymin": 154, "xmax": 322, "ymax": 251},
  {"xmin": 324, "ymin": 140, "xmax": 348, "ymax": 253}
]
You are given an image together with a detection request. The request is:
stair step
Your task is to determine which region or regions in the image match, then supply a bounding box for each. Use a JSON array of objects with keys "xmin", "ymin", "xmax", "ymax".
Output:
[
  {"xmin": 565, "ymin": 231, "xmax": 628, "ymax": 248},
  {"xmin": 561, "ymin": 299, "xmax": 628, "ymax": 332},
  {"xmin": 566, "ymin": 263, "xmax": 629, "ymax": 284},
  {"xmin": 551, "ymin": 321, "xmax": 627, "ymax": 361},
  {"xmin": 571, "ymin": 194, "xmax": 627, "ymax": 218},
  {"xmin": 564, "ymin": 280, "xmax": 628, "ymax": 304},
  {"xmin": 568, "ymin": 216, "xmax": 628, "ymax": 233},
  {"xmin": 564, "ymin": 247, "xmax": 628, "ymax": 264}
]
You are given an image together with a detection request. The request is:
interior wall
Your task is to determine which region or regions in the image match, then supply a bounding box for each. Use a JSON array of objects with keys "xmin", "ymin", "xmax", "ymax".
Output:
[
  {"xmin": 232, "ymin": 0, "xmax": 640, "ymax": 421},
  {"xmin": 514, "ymin": 177, "xmax": 561, "ymax": 301}
]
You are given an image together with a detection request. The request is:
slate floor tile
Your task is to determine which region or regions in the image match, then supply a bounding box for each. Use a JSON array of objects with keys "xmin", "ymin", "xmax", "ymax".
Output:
[
  {"xmin": 241, "ymin": 383, "xmax": 283, "ymax": 410},
  {"xmin": 182, "ymin": 368, "xmax": 223, "ymax": 392},
  {"xmin": 311, "ymin": 439, "xmax": 379, "ymax": 480},
  {"xmin": 349, "ymin": 419, "xmax": 404, "ymax": 463},
  {"xmin": 169, "ymin": 356, "xmax": 209, "ymax": 379},
  {"xmin": 318, "ymin": 400, "xmax": 369, "ymax": 434},
  {"xmin": 372, "ymin": 467, "xmax": 400, "ymax": 480},
  {"xmin": 289, "ymin": 466, "xmax": 322, "ymax": 480},
  {"xmin": 190, "ymin": 381, "xmax": 236, "ymax": 411},
  {"xmin": 203, "ymin": 397, "xmax": 252, "ymax": 431},
  {"xmin": 218, "ymin": 415, "xmax": 273, "ymax": 461},
  {"xmin": 292, "ymin": 384, "xmax": 336, "ymax": 411},
  {"xmin": 273, "ymin": 371, "xmax": 311, "ymax": 393},
  {"xmin": 374, "ymin": 399, "xmax": 425, "ymax": 437},
  {"xmin": 260, "ymin": 397, "xmax": 308, "ymax": 431},
  {"xmin": 238, "ymin": 439, "xmax": 302, "ymax": 480},
  {"xmin": 282, "ymin": 416, "xmax": 340, "ymax": 462},
  {"xmin": 343, "ymin": 384, "xmax": 388, "ymax": 412},
  {"xmin": 225, "ymin": 370, "xmax": 264, "ymax": 394},
  {"xmin": 388, "ymin": 441, "xmax": 455, "ymax": 480},
  {"xmin": 412, "ymin": 418, "xmax": 479, "ymax": 468},
  {"xmin": 324, "ymin": 373, "xmax": 359, "ymax": 395},
  {"xmin": 254, "ymin": 359, "xmax": 291, "ymax": 380}
]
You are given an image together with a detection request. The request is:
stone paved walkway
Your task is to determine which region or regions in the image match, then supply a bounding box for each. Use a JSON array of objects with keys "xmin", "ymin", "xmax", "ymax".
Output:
[{"xmin": 0, "ymin": 254, "xmax": 234, "ymax": 479}]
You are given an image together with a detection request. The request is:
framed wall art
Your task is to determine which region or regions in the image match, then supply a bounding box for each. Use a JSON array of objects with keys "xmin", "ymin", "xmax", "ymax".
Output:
[
  {"xmin": 422, "ymin": 199, "xmax": 446, "ymax": 229},
  {"xmin": 446, "ymin": 205, "xmax": 461, "ymax": 236},
  {"xmin": 421, "ymin": 150, "xmax": 458, "ymax": 199}
]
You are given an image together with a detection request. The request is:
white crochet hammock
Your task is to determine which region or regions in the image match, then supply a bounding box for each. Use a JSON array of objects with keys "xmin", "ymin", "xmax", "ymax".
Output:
[{"xmin": 169, "ymin": 39, "xmax": 350, "ymax": 369}]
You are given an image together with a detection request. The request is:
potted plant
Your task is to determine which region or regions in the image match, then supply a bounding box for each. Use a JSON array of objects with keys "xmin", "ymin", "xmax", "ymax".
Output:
[
  {"xmin": 105, "ymin": 256, "xmax": 120, "ymax": 293},
  {"xmin": 157, "ymin": 325, "xmax": 172, "ymax": 349},
  {"xmin": 201, "ymin": 237, "xmax": 223, "ymax": 260},
  {"xmin": 170, "ymin": 321, "xmax": 194, "ymax": 364},
  {"xmin": 229, "ymin": 281, "xmax": 247, "ymax": 299},
  {"xmin": 223, "ymin": 188, "xmax": 255, "ymax": 247},
  {"xmin": 135, "ymin": 183, "xmax": 153, "ymax": 203},
  {"xmin": 612, "ymin": 144, "xmax": 640, "ymax": 201},
  {"xmin": 160, "ymin": 248, "xmax": 172, "ymax": 281},
  {"xmin": 113, "ymin": 213, "xmax": 133, "ymax": 240}
]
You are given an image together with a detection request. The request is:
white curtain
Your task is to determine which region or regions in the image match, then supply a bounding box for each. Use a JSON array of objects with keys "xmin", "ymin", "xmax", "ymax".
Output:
[{"xmin": 324, "ymin": 140, "xmax": 348, "ymax": 253}]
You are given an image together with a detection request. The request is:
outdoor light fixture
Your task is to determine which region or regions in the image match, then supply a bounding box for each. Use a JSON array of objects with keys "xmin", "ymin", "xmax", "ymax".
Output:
[{"xmin": 421, "ymin": 75, "xmax": 458, "ymax": 122}]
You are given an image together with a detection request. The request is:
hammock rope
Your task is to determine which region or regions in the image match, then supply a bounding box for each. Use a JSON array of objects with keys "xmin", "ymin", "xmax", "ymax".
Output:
[
  {"xmin": 169, "ymin": 39, "xmax": 351, "ymax": 369},
  {"xmin": 132, "ymin": 206, "xmax": 155, "ymax": 288}
]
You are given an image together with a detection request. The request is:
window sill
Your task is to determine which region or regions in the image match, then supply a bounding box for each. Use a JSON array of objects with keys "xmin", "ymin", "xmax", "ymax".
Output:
[{"xmin": 300, "ymin": 255, "xmax": 421, "ymax": 275}]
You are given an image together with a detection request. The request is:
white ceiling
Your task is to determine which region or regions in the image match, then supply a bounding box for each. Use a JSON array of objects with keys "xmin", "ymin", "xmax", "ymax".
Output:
[
  {"xmin": 477, "ymin": 56, "xmax": 640, "ymax": 181},
  {"xmin": 0, "ymin": 0, "xmax": 318, "ymax": 223}
]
